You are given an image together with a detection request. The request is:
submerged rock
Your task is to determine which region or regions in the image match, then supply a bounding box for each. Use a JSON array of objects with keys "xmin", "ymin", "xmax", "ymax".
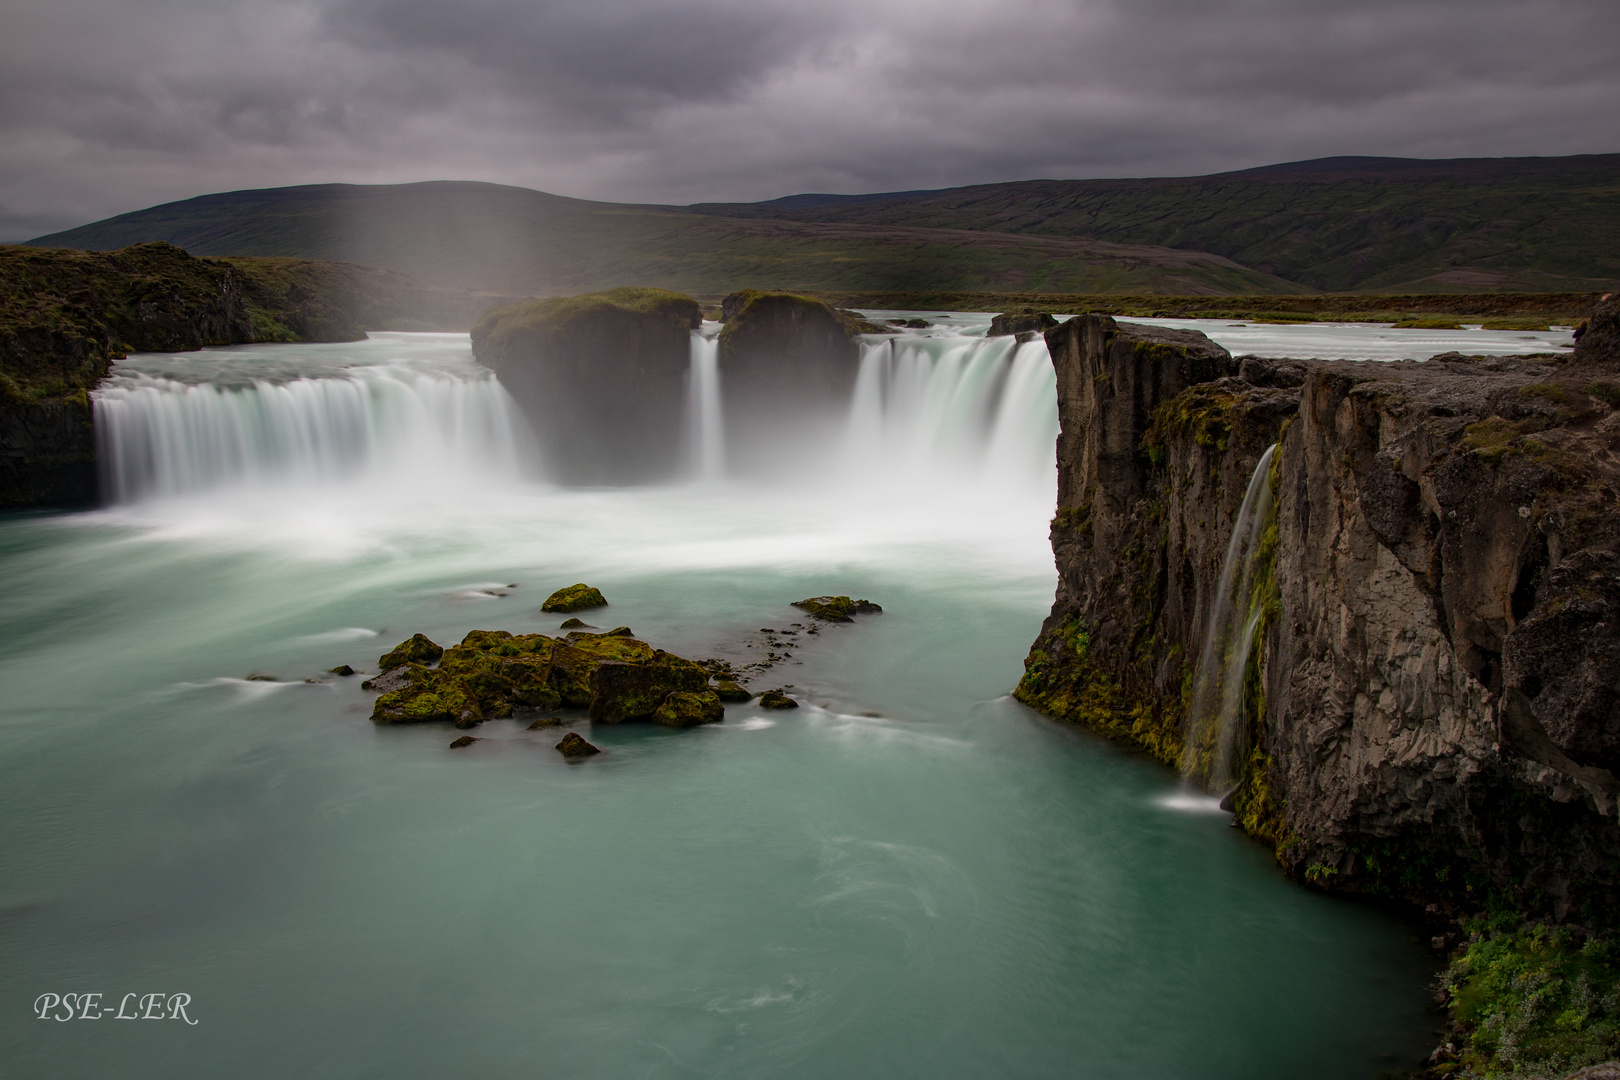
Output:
[
  {"xmin": 328, "ymin": 664, "xmax": 356, "ymax": 676},
  {"xmin": 558, "ymin": 617, "xmax": 590, "ymax": 629},
  {"xmin": 378, "ymin": 633, "xmax": 443, "ymax": 670},
  {"xmin": 654, "ymin": 690, "xmax": 725, "ymax": 728},
  {"xmin": 714, "ymin": 679, "xmax": 753, "ymax": 702},
  {"xmin": 888, "ymin": 317, "xmax": 931, "ymax": 329},
  {"xmin": 526, "ymin": 716, "xmax": 564, "ymax": 730},
  {"xmin": 448, "ymin": 735, "xmax": 480, "ymax": 749},
  {"xmin": 555, "ymin": 732, "xmax": 601, "ymax": 758},
  {"xmin": 542, "ymin": 584, "xmax": 607, "ymax": 613},
  {"xmin": 791, "ymin": 595, "xmax": 883, "ymax": 622},
  {"xmin": 758, "ymin": 690, "xmax": 799, "ymax": 710}
]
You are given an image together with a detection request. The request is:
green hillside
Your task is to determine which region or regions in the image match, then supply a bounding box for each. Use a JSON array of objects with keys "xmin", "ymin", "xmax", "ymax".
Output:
[
  {"xmin": 27, "ymin": 182, "xmax": 1300, "ymax": 299},
  {"xmin": 694, "ymin": 155, "xmax": 1620, "ymax": 293}
]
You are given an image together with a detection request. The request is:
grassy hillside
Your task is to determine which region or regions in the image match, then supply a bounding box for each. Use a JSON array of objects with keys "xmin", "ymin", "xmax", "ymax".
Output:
[
  {"xmin": 697, "ymin": 155, "xmax": 1620, "ymax": 293},
  {"xmin": 25, "ymin": 181, "xmax": 1302, "ymax": 298}
]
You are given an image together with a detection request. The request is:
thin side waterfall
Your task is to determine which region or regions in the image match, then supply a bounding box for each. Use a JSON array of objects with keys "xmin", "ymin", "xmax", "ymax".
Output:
[
  {"xmin": 686, "ymin": 330, "xmax": 724, "ymax": 480},
  {"xmin": 1183, "ymin": 443, "xmax": 1279, "ymax": 793},
  {"xmin": 95, "ymin": 366, "xmax": 531, "ymax": 503}
]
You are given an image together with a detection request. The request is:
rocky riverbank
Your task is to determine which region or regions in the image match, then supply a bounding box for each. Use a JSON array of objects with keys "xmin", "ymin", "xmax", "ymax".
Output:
[{"xmin": 1014, "ymin": 300, "xmax": 1620, "ymax": 1075}]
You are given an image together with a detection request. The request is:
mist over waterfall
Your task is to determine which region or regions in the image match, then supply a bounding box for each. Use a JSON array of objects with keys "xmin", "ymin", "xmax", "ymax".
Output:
[{"xmin": 95, "ymin": 326, "xmax": 1060, "ymax": 505}]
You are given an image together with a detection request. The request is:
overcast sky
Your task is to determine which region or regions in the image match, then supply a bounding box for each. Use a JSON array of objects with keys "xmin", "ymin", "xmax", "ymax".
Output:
[{"xmin": 2, "ymin": 0, "xmax": 1616, "ymax": 239}]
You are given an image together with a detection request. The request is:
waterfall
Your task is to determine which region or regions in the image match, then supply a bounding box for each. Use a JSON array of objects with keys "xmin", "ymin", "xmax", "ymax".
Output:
[
  {"xmin": 1183, "ymin": 444, "xmax": 1279, "ymax": 793},
  {"xmin": 95, "ymin": 365, "xmax": 532, "ymax": 503},
  {"xmin": 841, "ymin": 334, "xmax": 1057, "ymax": 490},
  {"xmin": 686, "ymin": 330, "xmax": 724, "ymax": 480}
]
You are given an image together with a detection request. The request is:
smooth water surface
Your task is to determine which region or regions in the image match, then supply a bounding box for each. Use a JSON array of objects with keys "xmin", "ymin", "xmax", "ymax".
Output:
[{"xmin": 1, "ymin": 325, "xmax": 1442, "ymax": 1078}]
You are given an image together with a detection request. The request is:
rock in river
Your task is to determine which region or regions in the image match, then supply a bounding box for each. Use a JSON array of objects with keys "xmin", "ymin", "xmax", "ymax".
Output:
[
  {"xmin": 758, "ymin": 690, "xmax": 799, "ymax": 710},
  {"xmin": 378, "ymin": 633, "xmax": 443, "ymax": 670},
  {"xmin": 556, "ymin": 732, "xmax": 601, "ymax": 758},
  {"xmin": 791, "ymin": 595, "xmax": 883, "ymax": 622},
  {"xmin": 542, "ymin": 584, "xmax": 607, "ymax": 613}
]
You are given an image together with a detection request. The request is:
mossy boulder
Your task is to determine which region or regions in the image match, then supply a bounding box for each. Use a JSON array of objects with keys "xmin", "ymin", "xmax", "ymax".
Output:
[
  {"xmin": 556, "ymin": 732, "xmax": 600, "ymax": 758},
  {"xmin": 791, "ymin": 595, "xmax": 883, "ymax": 622},
  {"xmin": 589, "ymin": 651, "xmax": 709, "ymax": 723},
  {"xmin": 542, "ymin": 583, "xmax": 607, "ymax": 612},
  {"xmin": 714, "ymin": 679, "xmax": 753, "ymax": 702},
  {"xmin": 758, "ymin": 691, "xmax": 799, "ymax": 710},
  {"xmin": 367, "ymin": 626, "xmax": 724, "ymax": 732},
  {"xmin": 654, "ymin": 690, "xmax": 725, "ymax": 728},
  {"xmin": 378, "ymin": 633, "xmax": 444, "ymax": 670},
  {"xmin": 988, "ymin": 308, "xmax": 1058, "ymax": 337},
  {"xmin": 470, "ymin": 287, "xmax": 702, "ymax": 484}
]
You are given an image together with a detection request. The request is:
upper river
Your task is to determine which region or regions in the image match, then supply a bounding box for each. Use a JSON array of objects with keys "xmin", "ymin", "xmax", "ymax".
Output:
[{"xmin": 0, "ymin": 317, "xmax": 1574, "ymax": 1078}]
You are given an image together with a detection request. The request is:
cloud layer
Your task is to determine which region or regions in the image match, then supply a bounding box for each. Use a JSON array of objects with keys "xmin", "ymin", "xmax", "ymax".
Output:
[{"xmin": 3, "ymin": 0, "xmax": 1616, "ymax": 239}]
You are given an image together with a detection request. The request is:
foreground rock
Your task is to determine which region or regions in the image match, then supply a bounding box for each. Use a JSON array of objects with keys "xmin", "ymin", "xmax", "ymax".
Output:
[
  {"xmin": 541, "ymin": 584, "xmax": 607, "ymax": 612},
  {"xmin": 378, "ymin": 632, "xmax": 444, "ymax": 670},
  {"xmin": 471, "ymin": 288, "xmax": 702, "ymax": 484},
  {"xmin": 555, "ymin": 732, "xmax": 600, "ymax": 757},
  {"xmin": 791, "ymin": 596, "xmax": 882, "ymax": 622},
  {"xmin": 1016, "ymin": 311, "xmax": 1620, "ymax": 919},
  {"xmin": 367, "ymin": 628, "xmax": 724, "ymax": 731}
]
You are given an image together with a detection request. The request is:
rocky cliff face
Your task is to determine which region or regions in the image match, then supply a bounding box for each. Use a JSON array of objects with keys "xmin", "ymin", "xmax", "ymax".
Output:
[
  {"xmin": 717, "ymin": 290, "xmax": 864, "ymax": 472},
  {"xmin": 1018, "ymin": 311, "xmax": 1620, "ymax": 922},
  {"xmin": 470, "ymin": 287, "xmax": 703, "ymax": 484}
]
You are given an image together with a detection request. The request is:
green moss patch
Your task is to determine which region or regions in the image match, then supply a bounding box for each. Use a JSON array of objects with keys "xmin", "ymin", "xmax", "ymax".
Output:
[{"xmin": 542, "ymin": 584, "xmax": 608, "ymax": 612}]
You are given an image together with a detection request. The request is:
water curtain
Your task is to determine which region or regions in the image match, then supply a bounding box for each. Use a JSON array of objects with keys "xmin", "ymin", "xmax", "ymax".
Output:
[{"xmin": 1183, "ymin": 443, "xmax": 1279, "ymax": 793}]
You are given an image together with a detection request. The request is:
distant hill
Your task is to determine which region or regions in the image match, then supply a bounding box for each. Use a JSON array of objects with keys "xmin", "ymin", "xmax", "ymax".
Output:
[
  {"xmin": 28, "ymin": 154, "xmax": 1620, "ymax": 297},
  {"xmin": 692, "ymin": 154, "xmax": 1620, "ymax": 293},
  {"xmin": 26, "ymin": 182, "xmax": 1300, "ymax": 299}
]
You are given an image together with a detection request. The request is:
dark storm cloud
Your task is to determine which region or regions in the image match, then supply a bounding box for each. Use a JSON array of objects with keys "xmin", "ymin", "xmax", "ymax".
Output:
[{"xmin": 2, "ymin": 0, "xmax": 1616, "ymax": 239}]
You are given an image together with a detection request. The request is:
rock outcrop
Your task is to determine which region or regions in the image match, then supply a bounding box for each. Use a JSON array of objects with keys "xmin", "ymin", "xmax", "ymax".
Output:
[
  {"xmin": 791, "ymin": 595, "xmax": 883, "ymax": 622},
  {"xmin": 367, "ymin": 627, "xmax": 723, "ymax": 731},
  {"xmin": 1018, "ymin": 312, "xmax": 1620, "ymax": 922},
  {"xmin": 717, "ymin": 290, "xmax": 865, "ymax": 471},
  {"xmin": 471, "ymin": 287, "xmax": 702, "ymax": 484},
  {"xmin": 988, "ymin": 308, "xmax": 1058, "ymax": 338}
]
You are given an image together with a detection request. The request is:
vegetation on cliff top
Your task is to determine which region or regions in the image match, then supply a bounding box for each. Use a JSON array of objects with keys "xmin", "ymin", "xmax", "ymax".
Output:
[{"xmin": 470, "ymin": 287, "xmax": 702, "ymax": 366}]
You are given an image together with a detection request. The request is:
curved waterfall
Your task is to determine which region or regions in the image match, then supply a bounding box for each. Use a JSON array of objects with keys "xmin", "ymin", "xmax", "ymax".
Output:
[
  {"xmin": 93, "ymin": 330, "xmax": 1060, "ymax": 504},
  {"xmin": 95, "ymin": 365, "xmax": 532, "ymax": 502}
]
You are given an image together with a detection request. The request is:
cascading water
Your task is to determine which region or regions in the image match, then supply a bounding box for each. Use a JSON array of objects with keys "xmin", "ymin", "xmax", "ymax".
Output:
[
  {"xmin": 1183, "ymin": 443, "xmax": 1279, "ymax": 793},
  {"xmin": 95, "ymin": 364, "xmax": 532, "ymax": 502},
  {"xmin": 686, "ymin": 329, "xmax": 724, "ymax": 480},
  {"xmin": 841, "ymin": 333, "xmax": 1058, "ymax": 491}
]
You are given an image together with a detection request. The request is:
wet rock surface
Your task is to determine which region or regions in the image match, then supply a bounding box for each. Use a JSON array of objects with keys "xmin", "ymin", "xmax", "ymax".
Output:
[
  {"xmin": 541, "ymin": 583, "xmax": 607, "ymax": 613},
  {"xmin": 378, "ymin": 632, "xmax": 444, "ymax": 670},
  {"xmin": 988, "ymin": 308, "xmax": 1058, "ymax": 337},
  {"xmin": 555, "ymin": 732, "xmax": 600, "ymax": 757},
  {"xmin": 1017, "ymin": 312, "xmax": 1620, "ymax": 920}
]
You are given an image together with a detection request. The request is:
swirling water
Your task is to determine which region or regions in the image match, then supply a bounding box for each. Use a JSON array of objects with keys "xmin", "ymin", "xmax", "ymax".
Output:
[{"xmin": 0, "ymin": 324, "xmax": 1463, "ymax": 1078}]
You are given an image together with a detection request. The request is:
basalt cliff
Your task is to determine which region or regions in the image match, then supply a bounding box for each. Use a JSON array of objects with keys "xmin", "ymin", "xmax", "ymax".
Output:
[{"xmin": 1017, "ymin": 306, "xmax": 1620, "ymax": 923}]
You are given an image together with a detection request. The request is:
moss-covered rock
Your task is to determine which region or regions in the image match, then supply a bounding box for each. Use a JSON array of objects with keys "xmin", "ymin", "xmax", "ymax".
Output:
[
  {"xmin": 366, "ymin": 625, "xmax": 723, "ymax": 732},
  {"xmin": 558, "ymin": 617, "xmax": 590, "ymax": 629},
  {"xmin": 541, "ymin": 583, "xmax": 607, "ymax": 612},
  {"xmin": 713, "ymin": 679, "xmax": 753, "ymax": 702},
  {"xmin": 448, "ymin": 735, "xmax": 479, "ymax": 749},
  {"xmin": 470, "ymin": 287, "xmax": 702, "ymax": 484},
  {"xmin": 791, "ymin": 595, "xmax": 882, "ymax": 622},
  {"xmin": 378, "ymin": 633, "xmax": 444, "ymax": 670},
  {"xmin": 653, "ymin": 690, "xmax": 725, "ymax": 727},
  {"xmin": 555, "ymin": 732, "xmax": 600, "ymax": 758},
  {"xmin": 758, "ymin": 690, "xmax": 799, "ymax": 709},
  {"xmin": 328, "ymin": 664, "xmax": 355, "ymax": 676}
]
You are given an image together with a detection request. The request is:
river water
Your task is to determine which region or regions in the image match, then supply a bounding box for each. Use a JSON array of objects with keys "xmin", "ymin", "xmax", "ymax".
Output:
[{"xmin": 2, "ymin": 317, "xmax": 1566, "ymax": 1078}]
